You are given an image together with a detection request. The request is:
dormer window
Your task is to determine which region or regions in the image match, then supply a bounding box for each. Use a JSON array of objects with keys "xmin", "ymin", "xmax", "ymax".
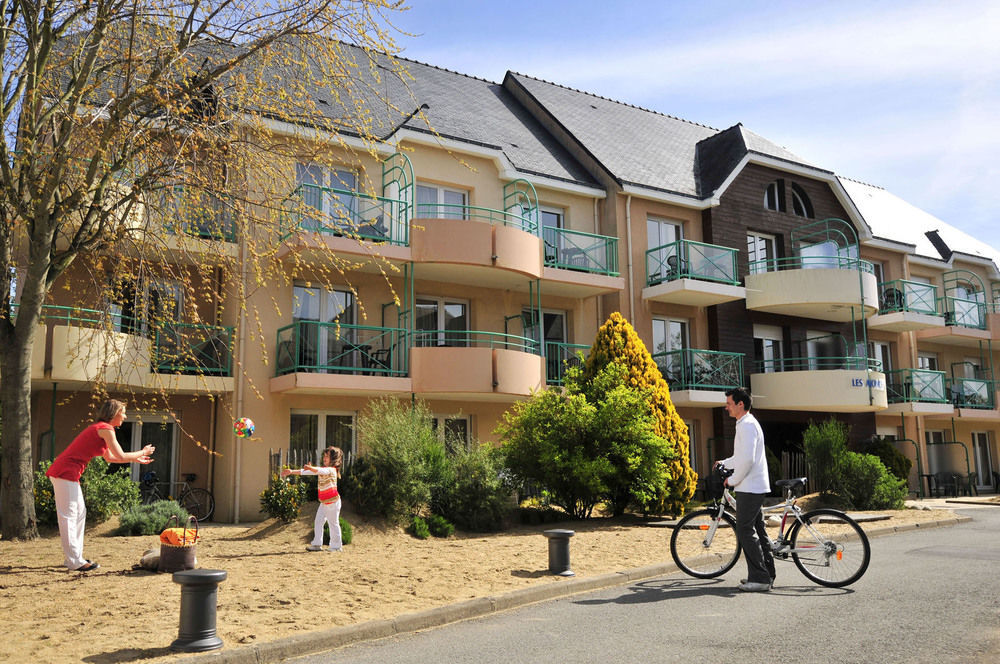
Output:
[
  {"xmin": 764, "ymin": 180, "xmax": 785, "ymax": 212},
  {"xmin": 791, "ymin": 183, "xmax": 814, "ymax": 218}
]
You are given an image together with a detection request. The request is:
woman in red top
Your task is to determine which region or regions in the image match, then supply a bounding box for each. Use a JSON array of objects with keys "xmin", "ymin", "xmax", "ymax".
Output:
[{"xmin": 46, "ymin": 399, "xmax": 154, "ymax": 571}]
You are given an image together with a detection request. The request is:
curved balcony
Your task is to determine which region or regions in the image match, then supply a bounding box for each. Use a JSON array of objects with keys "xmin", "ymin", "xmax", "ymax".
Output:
[
  {"xmin": 868, "ymin": 279, "xmax": 944, "ymax": 332},
  {"xmin": 750, "ymin": 354, "xmax": 887, "ymax": 412},
  {"xmin": 883, "ymin": 368, "xmax": 954, "ymax": 416},
  {"xmin": 410, "ymin": 330, "xmax": 542, "ymax": 401},
  {"xmin": 643, "ymin": 239, "xmax": 745, "ymax": 307},
  {"xmin": 653, "ymin": 348, "xmax": 744, "ymax": 407},
  {"xmin": 27, "ymin": 305, "xmax": 233, "ymax": 394},
  {"xmin": 745, "ymin": 255, "xmax": 879, "ymax": 321}
]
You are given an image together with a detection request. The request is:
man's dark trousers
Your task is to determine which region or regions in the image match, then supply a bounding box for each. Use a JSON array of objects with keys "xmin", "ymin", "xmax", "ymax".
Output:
[{"xmin": 735, "ymin": 491, "xmax": 772, "ymax": 584}]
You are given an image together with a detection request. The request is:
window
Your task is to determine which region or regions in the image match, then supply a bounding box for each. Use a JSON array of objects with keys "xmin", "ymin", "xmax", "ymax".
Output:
[
  {"xmin": 109, "ymin": 277, "xmax": 183, "ymax": 337},
  {"xmin": 290, "ymin": 412, "xmax": 355, "ymax": 461},
  {"xmin": 806, "ymin": 331, "xmax": 840, "ymax": 370},
  {"xmin": 416, "ymin": 183, "xmax": 467, "ymax": 220},
  {"xmin": 116, "ymin": 417, "xmax": 178, "ymax": 485},
  {"xmin": 647, "ymin": 217, "xmax": 682, "ymax": 251},
  {"xmin": 868, "ymin": 341, "xmax": 893, "ymax": 373},
  {"xmin": 925, "ymin": 429, "xmax": 946, "ymax": 473},
  {"xmin": 295, "ymin": 163, "xmax": 358, "ymax": 230},
  {"xmin": 754, "ymin": 324, "xmax": 784, "ymax": 373},
  {"xmin": 540, "ymin": 207, "xmax": 566, "ymax": 263},
  {"xmin": 764, "ymin": 180, "xmax": 786, "ymax": 212},
  {"xmin": 653, "ymin": 318, "xmax": 688, "ymax": 384},
  {"xmin": 918, "ymin": 353, "xmax": 938, "ymax": 372},
  {"xmin": 291, "ymin": 285, "xmax": 355, "ymax": 371},
  {"xmin": 414, "ymin": 296, "xmax": 468, "ymax": 347},
  {"xmin": 747, "ymin": 232, "xmax": 777, "ymax": 274},
  {"xmin": 790, "ymin": 183, "xmax": 814, "ymax": 218},
  {"xmin": 432, "ymin": 416, "xmax": 470, "ymax": 453},
  {"xmin": 647, "ymin": 217, "xmax": 683, "ymax": 281},
  {"xmin": 524, "ymin": 309, "xmax": 568, "ymax": 378},
  {"xmin": 870, "ymin": 261, "xmax": 885, "ymax": 288}
]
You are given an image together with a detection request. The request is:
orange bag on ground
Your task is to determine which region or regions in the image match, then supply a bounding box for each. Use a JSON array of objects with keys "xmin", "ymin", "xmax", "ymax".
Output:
[{"xmin": 160, "ymin": 527, "xmax": 200, "ymax": 546}]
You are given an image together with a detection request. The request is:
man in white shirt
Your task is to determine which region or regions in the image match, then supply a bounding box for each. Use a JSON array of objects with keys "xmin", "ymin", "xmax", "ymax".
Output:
[{"xmin": 717, "ymin": 387, "xmax": 773, "ymax": 592}]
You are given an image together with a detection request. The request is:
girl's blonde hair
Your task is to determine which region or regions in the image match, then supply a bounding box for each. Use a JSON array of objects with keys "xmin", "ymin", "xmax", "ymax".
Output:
[{"xmin": 96, "ymin": 399, "xmax": 126, "ymax": 423}]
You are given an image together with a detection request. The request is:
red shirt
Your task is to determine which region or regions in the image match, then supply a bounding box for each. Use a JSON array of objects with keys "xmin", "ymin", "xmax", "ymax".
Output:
[{"xmin": 46, "ymin": 422, "xmax": 113, "ymax": 482}]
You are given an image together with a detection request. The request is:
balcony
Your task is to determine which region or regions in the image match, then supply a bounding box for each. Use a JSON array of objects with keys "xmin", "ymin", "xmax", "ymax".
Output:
[
  {"xmin": 883, "ymin": 368, "xmax": 954, "ymax": 416},
  {"xmin": 545, "ymin": 342, "xmax": 589, "ymax": 386},
  {"xmin": 542, "ymin": 227, "xmax": 624, "ymax": 298},
  {"xmin": 915, "ymin": 296, "xmax": 990, "ymax": 348},
  {"xmin": 643, "ymin": 239, "xmax": 745, "ymax": 307},
  {"xmin": 271, "ymin": 321, "xmax": 410, "ymax": 396},
  {"xmin": 653, "ymin": 348, "xmax": 744, "ymax": 407},
  {"xmin": 157, "ymin": 188, "xmax": 240, "ymax": 265},
  {"xmin": 947, "ymin": 377, "xmax": 995, "ymax": 410},
  {"xmin": 867, "ymin": 279, "xmax": 945, "ymax": 332},
  {"xmin": 745, "ymin": 255, "xmax": 879, "ymax": 322},
  {"xmin": 750, "ymin": 353, "xmax": 887, "ymax": 412},
  {"xmin": 30, "ymin": 305, "xmax": 233, "ymax": 394},
  {"xmin": 410, "ymin": 330, "xmax": 543, "ymax": 401}
]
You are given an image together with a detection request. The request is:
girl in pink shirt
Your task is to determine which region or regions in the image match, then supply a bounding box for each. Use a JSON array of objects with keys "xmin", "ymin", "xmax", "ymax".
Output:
[{"xmin": 282, "ymin": 446, "xmax": 343, "ymax": 552}]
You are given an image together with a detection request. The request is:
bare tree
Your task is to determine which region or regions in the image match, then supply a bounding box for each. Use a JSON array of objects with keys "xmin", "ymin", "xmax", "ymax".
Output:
[{"xmin": 1, "ymin": 0, "xmax": 410, "ymax": 540}]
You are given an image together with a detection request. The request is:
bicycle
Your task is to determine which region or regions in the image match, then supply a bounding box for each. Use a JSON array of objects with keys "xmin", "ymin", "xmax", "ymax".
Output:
[
  {"xmin": 140, "ymin": 470, "xmax": 215, "ymax": 522},
  {"xmin": 670, "ymin": 464, "xmax": 871, "ymax": 587}
]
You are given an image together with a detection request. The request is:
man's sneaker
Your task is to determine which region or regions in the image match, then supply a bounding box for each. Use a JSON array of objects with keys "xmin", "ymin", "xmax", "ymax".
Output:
[
  {"xmin": 305, "ymin": 545, "xmax": 322, "ymax": 552},
  {"xmin": 740, "ymin": 577, "xmax": 775, "ymax": 589},
  {"xmin": 738, "ymin": 581, "xmax": 771, "ymax": 592}
]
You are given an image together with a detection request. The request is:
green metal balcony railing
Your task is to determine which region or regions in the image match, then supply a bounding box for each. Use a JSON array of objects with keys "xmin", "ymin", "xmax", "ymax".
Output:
[
  {"xmin": 646, "ymin": 239, "xmax": 740, "ymax": 287},
  {"xmin": 545, "ymin": 342, "xmax": 589, "ymax": 386},
  {"xmin": 275, "ymin": 320, "xmax": 407, "ymax": 376},
  {"xmin": 885, "ymin": 368, "xmax": 948, "ymax": 404},
  {"xmin": 162, "ymin": 187, "xmax": 237, "ymax": 242},
  {"xmin": 878, "ymin": 279, "xmax": 938, "ymax": 315},
  {"xmin": 409, "ymin": 329, "xmax": 540, "ymax": 353},
  {"xmin": 414, "ymin": 202, "xmax": 537, "ymax": 234},
  {"xmin": 947, "ymin": 377, "xmax": 995, "ymax": 409},
  {"xmin": 748, "ymin": 254, "xmax": 875, "ymax": 274},
  {"xmin": 652, "ymin": 348, "xmax": 744, "ymax": 391},
  {"xmin": 756, "ymin": 354, "xmax": 881, "ymax": 373},
  {"xmin": 938, "ymin": 295, "xmax": 987, "ymax": 329},
  {"xmin": 153, "ymin": 323, "xmax": 233, "ymax": 376},
  {"xmin": 283, "ymin": 183, "xmax": 409, "ymax": 246},
  {"xmin": 543, "ymin": 227, "xmax": 619, "ymax": 276}
]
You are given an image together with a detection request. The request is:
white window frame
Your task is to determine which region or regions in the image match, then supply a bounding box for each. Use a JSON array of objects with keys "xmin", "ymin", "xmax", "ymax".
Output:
[
  {"xmin": 289, "ymin": 409, "xmax": 357, "ymax": 460},
  {"xmin": 296, "ymin": 163, "xmax": 359, "ymax": 228},
  {"xmin": 918, "ymin": 352, "xmax": 938, "ymax": 372},
  {"xmin": 416, "ymin": 183, "xmax": 468, "ymax": 220},
  {"xmin": 415, "ymin": 295, "xmax": 469, "ymax": 347},
  {"xmin": 432, "ymin": 415, "xmax": 470, "ymax": 452},
  {"xmin": 118, "ymin": 414, "xmax": 180, "ymax": 486},
  {"xmin": 747, "ymin": 231, "xmax": 777, "ymax": 274},
  {"xmin": 754, "ymin": 324, "xmax": 784, "ymax": 373}
]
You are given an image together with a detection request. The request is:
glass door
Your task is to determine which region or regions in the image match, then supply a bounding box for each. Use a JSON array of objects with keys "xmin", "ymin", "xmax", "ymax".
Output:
[{"xmin": 972, "ymin": 431, "xmax": 994, "ymax": 491}]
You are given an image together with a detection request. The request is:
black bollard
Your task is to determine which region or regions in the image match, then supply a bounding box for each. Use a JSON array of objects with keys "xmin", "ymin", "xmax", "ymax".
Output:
[
  {"xmin": 171, "ymin": 569, "xmax": 228, "ymax": 652},
  {"xmin": 543, "ymin": 529, "xmax": 575, "ymax": 576}
]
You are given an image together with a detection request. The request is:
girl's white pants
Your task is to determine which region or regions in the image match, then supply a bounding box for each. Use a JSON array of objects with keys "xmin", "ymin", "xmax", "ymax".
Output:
[
  {"xmin": 50, "ymin": 477, "xmax": 87, "ymax": 570},
  {"xmin": 312, "ymin": 499, "xmax": 342, "ymax": 550}
]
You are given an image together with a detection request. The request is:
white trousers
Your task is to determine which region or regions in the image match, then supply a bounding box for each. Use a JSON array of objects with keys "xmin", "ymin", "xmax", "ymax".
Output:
[
  {"xmin": 312, "ymin": 500, "xmax": 342, "ymax": 550},
  {"xmin": 50, "ymin": 477, "xmax": 87, "ymax": 570}
]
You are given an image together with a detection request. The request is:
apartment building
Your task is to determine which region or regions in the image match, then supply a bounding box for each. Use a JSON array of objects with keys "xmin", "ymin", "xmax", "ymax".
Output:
[{"xmin": 27, "ymin": 46, "xmax": 999, "ymax": 521}]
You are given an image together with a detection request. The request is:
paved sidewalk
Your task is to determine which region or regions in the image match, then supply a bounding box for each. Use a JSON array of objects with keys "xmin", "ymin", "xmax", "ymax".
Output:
[{"xmin": 183, "ymin": 508, "xmax": 977, "ymax": 664}]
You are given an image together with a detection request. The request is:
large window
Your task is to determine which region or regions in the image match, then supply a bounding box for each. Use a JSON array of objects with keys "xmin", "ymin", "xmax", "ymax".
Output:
[
  {"xmin": 432, "ymin": 416, "xmax": 470, "ymax": 454},
  {"xmin": 416, "ymin": 183, "xmax": 467, "ymax": 220},
  {"xmin": 754, "ymin": 324, "xmax": 784, "ymax": 373},
  {"xmin": 296, "ymin": 163, "xmax": 358, "ymax": 229},
  {"xmin": 747, "ymin": 232, "xmax": 777, "ymax": 274},
  {"xmin": 868, "ymin": 341, "xmax": 893, "ymax": 373},
  {"xmin": 541, "ymin": 207, "xmax": 566, "ymax": 262},
  {"xmin": 109, "ymin": 277, "xmax": 183, "ymax": 337},
  {"xmin": 116, "ymin": 416, "xmax": 178, "ymax": 485},
  {"xmin": 647, "ymin": 217, "xmax": 683, "ymax": 279},
  {"xmin": 918, "ymin": 352, "xmax": 938, "ymax": 372},
  {"xmin": 764, "ymin": 180, "xmax": 785, "ymax": 212},
  {"xmin": 291, "ymin": 284, "xmax": 355, "ymax": 371},
  {"xmin": 414, "ymin": 296, "xmax": 468, "ymax": 347},
  {"xmin": 290, "ymin": 411, "xmax": 355, "ymax": 461},
  {"xmin": 653, "ymin": 318, "xmax": 688, "ymax": 384},
  {"xmin": 524, "ymin": 308, "xmax": 567, "ymax": 376}
]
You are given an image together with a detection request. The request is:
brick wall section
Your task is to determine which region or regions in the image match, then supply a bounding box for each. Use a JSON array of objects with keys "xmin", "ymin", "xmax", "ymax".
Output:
[{"xmin": 706, "ymin": 163, "xmax": 876, "ymax": 447}]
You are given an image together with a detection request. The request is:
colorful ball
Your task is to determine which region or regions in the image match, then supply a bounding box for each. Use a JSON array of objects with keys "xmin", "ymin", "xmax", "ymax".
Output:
[{"xmin": 234, "ymin": 417, "xmax": 255, "ymax": 438}]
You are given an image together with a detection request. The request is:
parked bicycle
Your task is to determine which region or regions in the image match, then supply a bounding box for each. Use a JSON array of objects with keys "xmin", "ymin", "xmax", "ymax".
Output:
[
  {"xmin": 670, "ymin": 464, "xmax": 871, "ymax": 587},
  {"xmin": 140, "ymin": 470, "xmax": 215, "ymax": 522}
]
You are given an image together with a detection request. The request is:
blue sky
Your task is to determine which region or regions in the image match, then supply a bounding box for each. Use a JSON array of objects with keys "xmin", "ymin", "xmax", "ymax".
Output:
[{"xmin": 391, "ymin": 0, "xmax": 1000, "ymax": 251}]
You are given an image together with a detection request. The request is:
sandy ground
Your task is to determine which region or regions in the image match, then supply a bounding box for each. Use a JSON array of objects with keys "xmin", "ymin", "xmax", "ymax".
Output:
[{"xmin": 0, "ymin": 497, "xmax": 986, "ymax": 664}]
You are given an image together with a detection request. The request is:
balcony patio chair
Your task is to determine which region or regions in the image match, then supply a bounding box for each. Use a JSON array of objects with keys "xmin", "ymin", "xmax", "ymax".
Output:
[
  {"xmin": 933, "ymin": 471, "xmax": 959, "ymax": 498},
  {"xmin": 881, "ymin": 287, "xmax": 903, "ymax": 311}
]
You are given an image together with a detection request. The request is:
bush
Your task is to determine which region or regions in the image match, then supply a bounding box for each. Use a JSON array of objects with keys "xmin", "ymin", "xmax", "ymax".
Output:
[
  {"xmin": 856, "ymin": 436, "xmax": 913, "ymax": 482},
  {"xmin": 115, "ymin": 501, "xmax": 190, "ymax": 536},
  {"xmin": 259, "ymin": 473, "xmax": 308, "ymax": 523},
  {"xmin": 837, "ymin": 451, "xmax": 908, "ymax": 510},
  {"xmin": 409, "ymin": 515, "xmax": 430, "ymax": 539},
  {"xmin": 431, "ymin": 444, "xmax": 511, "ymax": 532},
  {"xmin": 322, "ymin": 517, "xmax": 353, "ymax": 546},
  {"xmin": 340, "ymin": 398, "xmax": 441, "ymax": 524},
  {"xmin": 34, "ymin": 458, "xmax": 141, "ymax": 526},
  {"xmin": 803, "ymin": 418, "xmax": 849, "ymax": 495},
  {"xmin": 426, "ymin": 514, "xmax": 454, "ymax": 538}
]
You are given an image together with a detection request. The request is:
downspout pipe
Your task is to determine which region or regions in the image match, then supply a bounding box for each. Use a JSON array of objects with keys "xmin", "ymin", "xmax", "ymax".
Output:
[{"xmin": 625, "ymin": 194, "xmax": 634, "ymax": 324}]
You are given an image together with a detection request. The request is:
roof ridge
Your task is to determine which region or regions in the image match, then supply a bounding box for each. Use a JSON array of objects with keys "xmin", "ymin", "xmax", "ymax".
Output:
[
  {"xmin": 838, "ymin": 175, "xmax": 886, "ymax": 190},
  {"xmin": 509, "ymin": 71, "xmax": 719, "ymax": 132},
  {"xmin": 393, "ymin": 49, "xmax": 501, "ymax": 86}
]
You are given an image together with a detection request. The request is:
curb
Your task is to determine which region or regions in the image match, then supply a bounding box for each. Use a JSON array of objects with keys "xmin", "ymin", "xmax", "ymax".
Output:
[{"xmin": 182, "ymin": 516, "xmax": 970, "ymax": 664}]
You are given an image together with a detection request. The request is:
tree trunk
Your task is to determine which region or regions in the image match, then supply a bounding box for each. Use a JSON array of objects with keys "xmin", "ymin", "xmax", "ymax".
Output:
[{"xmin": 0, "ymin": 328, "xmax": 40, "ymax": 540}]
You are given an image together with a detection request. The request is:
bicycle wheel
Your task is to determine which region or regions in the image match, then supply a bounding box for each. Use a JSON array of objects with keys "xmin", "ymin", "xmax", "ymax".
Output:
[
  {"xmin": 181, "ymin": 488, "xmax": 215, "ymax": 521},
  {"xmin": 788, "ymin": 508, "xmax": 870, "ymax": 587},
  {"xmin": 670, "ymin": 508, "xmax": 741, "ymax": 578}
]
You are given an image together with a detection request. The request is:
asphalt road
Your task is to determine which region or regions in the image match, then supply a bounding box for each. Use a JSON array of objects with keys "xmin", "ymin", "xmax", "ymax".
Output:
[{"xmin": 291, "ymin": 505, "xmax": 1000, "ymax": 664}]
